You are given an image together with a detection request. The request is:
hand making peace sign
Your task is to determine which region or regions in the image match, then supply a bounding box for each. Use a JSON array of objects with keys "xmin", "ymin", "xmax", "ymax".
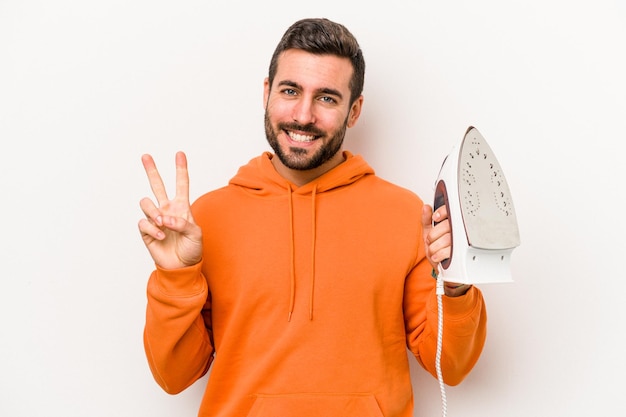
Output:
[{"xmin": 138, "ymin": 152, "xmax": 203, "ymax": 270}]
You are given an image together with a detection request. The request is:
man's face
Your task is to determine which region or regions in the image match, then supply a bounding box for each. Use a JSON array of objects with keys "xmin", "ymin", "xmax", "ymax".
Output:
[{"xmin": 263, "ymin": 49, "xmax": 362, "ymax": 172}]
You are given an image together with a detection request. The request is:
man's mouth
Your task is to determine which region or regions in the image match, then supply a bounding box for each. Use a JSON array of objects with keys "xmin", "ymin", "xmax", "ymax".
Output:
[{"xmin": 286, "ymin": 130, "xmax": 317, "ymax": 143}]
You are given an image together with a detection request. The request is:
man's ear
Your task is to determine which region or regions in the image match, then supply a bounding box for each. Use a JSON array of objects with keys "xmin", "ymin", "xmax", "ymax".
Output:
[
  {"xmin": 263, "ymin": 77, "xmax": 270, "ymax": 109},
  {"xmin": 347, "ymin": 95, "xmax": 364, "ymax": 128}
]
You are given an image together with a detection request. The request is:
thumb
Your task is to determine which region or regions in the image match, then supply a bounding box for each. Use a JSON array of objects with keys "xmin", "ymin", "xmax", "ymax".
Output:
[
  {"xmin": 421, "ymin": 204, "xmax": 438, "ymax": 270},
  {"xmin": 421, "ymin": 204, "xmax": 433, "ymax": 240}
]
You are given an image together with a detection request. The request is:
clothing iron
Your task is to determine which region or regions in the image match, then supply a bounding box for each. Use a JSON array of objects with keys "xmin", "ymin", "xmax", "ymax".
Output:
[{"xmin": 433, "ymin": 126, "xmax": 520, "ymax": 284}]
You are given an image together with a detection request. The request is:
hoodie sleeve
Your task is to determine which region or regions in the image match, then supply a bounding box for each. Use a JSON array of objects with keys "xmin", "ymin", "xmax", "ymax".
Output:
[
  {"xmin": 403, "ymin": 257, "xmax": 487, "ymax": 386},
  {"xmin": 143, "ymin": 262, "xmax": 215, "ymax": 394}
]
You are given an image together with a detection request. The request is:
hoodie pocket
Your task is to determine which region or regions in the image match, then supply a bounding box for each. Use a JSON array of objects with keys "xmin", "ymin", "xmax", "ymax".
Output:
[{"xmin": 246, "ymin": 393, "xmax": 385, "ymax": 417}]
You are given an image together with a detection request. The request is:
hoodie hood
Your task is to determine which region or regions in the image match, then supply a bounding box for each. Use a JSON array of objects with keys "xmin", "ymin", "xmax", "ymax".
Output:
[
  {"xmin": 229, "ymin": 151, "xmax": 374, "ymax": 195},
  {"xmin": 228, "ymin": 151, "xmax": 375, "ymax": 321}
]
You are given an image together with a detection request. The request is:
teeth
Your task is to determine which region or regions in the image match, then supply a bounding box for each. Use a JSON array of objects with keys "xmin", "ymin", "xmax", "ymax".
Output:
[{"xmin": 288, "ymin": 131, "xmax": 315, "ymax": 142}]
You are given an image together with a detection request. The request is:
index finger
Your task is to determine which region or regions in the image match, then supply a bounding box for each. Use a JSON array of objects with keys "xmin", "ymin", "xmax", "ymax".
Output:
[
  {"xmin": 175, "ymin": 151, "xmax": 190, "ymax": 202},
  {"xmin": 433, "ymin": 204, "xmax": 448, "ymax": 224},
  {"xmin": 141, "ymin": 154, "xmax": 169, "ymax": 206}
]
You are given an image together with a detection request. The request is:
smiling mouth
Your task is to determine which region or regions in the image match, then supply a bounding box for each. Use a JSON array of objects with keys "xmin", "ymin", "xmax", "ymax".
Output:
[{"xmin": 286, "ymin": 130, "xmax": 318, "ymax": 143}]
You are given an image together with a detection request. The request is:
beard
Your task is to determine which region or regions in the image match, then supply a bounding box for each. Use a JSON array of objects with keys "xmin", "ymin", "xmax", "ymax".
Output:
[{"xmin": 264, "ymin": 110, "xmax": 348, "ymax": 171}]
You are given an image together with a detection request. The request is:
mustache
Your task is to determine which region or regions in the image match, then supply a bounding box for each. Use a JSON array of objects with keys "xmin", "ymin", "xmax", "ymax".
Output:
[{"xmin": 278, "ymin": 122, "xmax": 325, "ymax": 137}]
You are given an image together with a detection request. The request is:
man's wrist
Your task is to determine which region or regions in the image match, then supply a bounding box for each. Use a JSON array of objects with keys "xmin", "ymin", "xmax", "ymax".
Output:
[{"xmin": 444, "ymin": 283, "xmax": 473, "ymax": 297}]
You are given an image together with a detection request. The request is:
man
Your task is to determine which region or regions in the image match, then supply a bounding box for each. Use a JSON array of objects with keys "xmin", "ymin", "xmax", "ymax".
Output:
[{"xmin": 138, "ymin": 17, "xmax": 486, "ymax": 417}]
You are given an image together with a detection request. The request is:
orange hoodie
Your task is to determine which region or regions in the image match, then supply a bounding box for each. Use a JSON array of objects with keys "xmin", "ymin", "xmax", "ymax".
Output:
[{"xmin": 144, "ymin": 151, "xmax": 487, "ymax": 417}]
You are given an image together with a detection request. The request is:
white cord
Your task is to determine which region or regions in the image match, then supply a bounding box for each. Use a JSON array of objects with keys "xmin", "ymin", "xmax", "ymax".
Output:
[{"xmin": 435, "ymin": 275, "xmax": 447, "ymax": 417}]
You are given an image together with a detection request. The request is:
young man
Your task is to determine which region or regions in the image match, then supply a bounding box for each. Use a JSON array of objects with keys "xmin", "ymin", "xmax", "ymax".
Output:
[{"xmin": 138, "ymin": 18, "xmax": 486, "ymax": 417}]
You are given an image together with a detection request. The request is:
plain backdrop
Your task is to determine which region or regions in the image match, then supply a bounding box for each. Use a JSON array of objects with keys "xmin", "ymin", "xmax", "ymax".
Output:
[{"xmin": 1, "ymin": 0, "xmax": 625, "ymax": 416}]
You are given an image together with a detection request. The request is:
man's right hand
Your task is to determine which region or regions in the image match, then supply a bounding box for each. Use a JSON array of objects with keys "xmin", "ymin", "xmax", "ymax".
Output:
[{"xmin": 138, "ymin": 151, "xmax": 203, "ymax": 270}]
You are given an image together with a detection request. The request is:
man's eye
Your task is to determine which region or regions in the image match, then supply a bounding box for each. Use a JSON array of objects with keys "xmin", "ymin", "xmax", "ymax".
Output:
[
  {"xmin": 283, "ymin": 89, "xmax": 297, "ymax": 96},
  {"xmin": 320, "ymin": 96, "xmax": 336, "ymax": 104}
]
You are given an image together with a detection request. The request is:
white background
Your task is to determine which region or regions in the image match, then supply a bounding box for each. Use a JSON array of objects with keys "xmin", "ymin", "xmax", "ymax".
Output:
[{"xmin": 1, "ymin": 1, "xmax": 625, "ymax": 416}]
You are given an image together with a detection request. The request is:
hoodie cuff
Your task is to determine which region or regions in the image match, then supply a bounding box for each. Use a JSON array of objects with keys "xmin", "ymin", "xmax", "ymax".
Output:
[
  {"xmin": 428, "ymin": 285, "xmax": 482, "ymax": 320},
  {"xmin": 440, "ymin": 285, "xmax": 482, "ymax": 318},
  {"xmin": 153, "ymin": 262, "xmax": 206, "ymax": 297}
]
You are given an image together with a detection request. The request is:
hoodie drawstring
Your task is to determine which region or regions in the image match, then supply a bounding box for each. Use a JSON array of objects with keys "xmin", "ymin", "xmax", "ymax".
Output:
[
  {"xmin": 286, "ymin": 183, "xmax": 318, "ymax": 322},
  {"xmin": 309, "ymin": 185, "xmax": 317, "ymax": 320},
  {"xmin": 287, "ymin": 184, "xmax": 295, "ymax": 322}
]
